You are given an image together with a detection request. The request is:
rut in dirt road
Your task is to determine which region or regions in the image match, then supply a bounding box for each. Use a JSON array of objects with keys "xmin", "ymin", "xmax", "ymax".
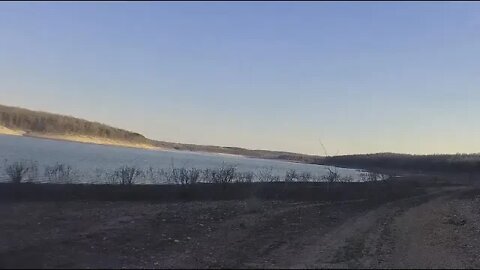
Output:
[{"xmin": 279, "ymin": 186, "xmax": 480, "ymax": 269}]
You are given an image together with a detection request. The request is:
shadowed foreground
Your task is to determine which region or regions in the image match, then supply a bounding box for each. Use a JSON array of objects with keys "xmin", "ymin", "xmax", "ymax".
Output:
[{"xmin": 0, "ymin": 177, "xmax": 479, "ymax": 269}]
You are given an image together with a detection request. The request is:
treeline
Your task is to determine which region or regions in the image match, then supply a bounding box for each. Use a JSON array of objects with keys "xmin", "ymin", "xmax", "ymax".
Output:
[
  {"xmin": 321, "ymin": 153, "xmax": 480, "ymax": 173},
  {"xmin": 0, "ymin": 104, "xmax": 148, "ymax": 143}
]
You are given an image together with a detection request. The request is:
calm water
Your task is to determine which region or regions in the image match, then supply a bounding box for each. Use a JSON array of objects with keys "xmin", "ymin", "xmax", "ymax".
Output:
[{"xmin": 0, "ymin": 134, "xmax": 364, "ymax": 184}]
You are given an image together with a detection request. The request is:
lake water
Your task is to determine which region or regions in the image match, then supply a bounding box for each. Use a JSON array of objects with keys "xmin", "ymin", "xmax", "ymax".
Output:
[{"xmin": 0, "ymin": 134, "xmax": 364, "ymax": 184}]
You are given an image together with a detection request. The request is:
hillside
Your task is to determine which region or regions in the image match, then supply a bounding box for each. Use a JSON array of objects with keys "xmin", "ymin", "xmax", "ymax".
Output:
[{"xmin": 0, "ymin": 104, "xmax": 153, "ymax": 148}]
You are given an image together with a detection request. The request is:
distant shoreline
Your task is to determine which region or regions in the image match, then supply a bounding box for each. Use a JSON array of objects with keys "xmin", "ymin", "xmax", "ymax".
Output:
[
  {"xmin": 0, "ymin": 130, "xmax": 326, "ymax": 167},
  {"xmin": 0, "ymin": 128, "xmax": 255, "ymax": 160},
  {"xmin": 0, "ymin": 127, "xmax": 161, "ymax": 151},
  {"xmin": 0, "ymin": 104, "xmax": 320, "ymax": 166}
]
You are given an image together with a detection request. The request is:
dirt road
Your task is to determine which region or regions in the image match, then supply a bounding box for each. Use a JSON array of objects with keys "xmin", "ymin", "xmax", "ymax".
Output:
[
  {"xmin": 286, "ymin": 186, "xmax": 480, "ymax": 269},
  {"xmin": 1, "ymin": 186, "xmax": 480, "ymax": 269}
]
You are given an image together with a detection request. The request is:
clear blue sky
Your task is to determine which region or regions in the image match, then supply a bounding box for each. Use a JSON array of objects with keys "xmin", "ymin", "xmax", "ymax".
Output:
[{"xmin": 1, "ymin": 2, "xmax": 479, "ymax": 155}]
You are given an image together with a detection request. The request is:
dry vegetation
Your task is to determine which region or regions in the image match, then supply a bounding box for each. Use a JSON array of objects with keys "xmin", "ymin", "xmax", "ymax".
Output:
[{"xmin": 1, "ymin": 160, "xmax": 362, "ymax": 186}]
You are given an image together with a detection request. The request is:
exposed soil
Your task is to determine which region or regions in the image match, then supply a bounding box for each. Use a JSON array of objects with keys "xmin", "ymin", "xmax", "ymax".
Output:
[{"xmin": 1, "ymin": 183, "xmax": 479, "ymax": 269}]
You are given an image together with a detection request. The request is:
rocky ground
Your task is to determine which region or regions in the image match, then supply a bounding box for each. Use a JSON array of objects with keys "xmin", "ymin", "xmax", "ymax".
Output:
[{"xmin": 1, "ymin": 182, "xmax": 480, "ymax": 268}]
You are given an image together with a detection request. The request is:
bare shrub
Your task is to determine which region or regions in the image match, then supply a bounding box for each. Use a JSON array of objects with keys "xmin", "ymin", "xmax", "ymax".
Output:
[
  {"xmin": 202, "ymin": 168, "xmax": 215, "ymax": 183},
  {"xmin": 4, "ymin": 160, "xmax": 37, "ymax": 183},
  {"xmin": 27, "ymin": 162, "xmax": 38, "ymax": 182},
  {"xmin": 145, "ymin": 166, "xmax": 155, "ymax": 178},
  {"xmin": 204, "ymin": 164, "xmax": 236, "ymax": 184},
  {"xmin": 368, "ymin": 172, "xmax": 379, "ymax": 182},
  {"xmin": 360, "ymin": 171, "xmax": 384, "ymax": 182},
  {"xmin": 166, "ymin": 167, "xmax": 201, "ymax": 185},
  {"xmin": 145, "ymin": 166, "xmax": 163, "ymax": 184},
  {"xmin": 104, "ymin": 170, "xmax": 118, "ymax": 185},
  {"xmin": 111, "ymin": 166, "xmax": 143, "ymax": 185},
  {"xmin": 186, "ymin": 168, "xmax": 201, "ymax": 185},
  {"xmin": 341, "ymin": 175, "xmax": 354, "ymax": 183},
  {"xmin": 359, "ymin": 172, "xmax": 368, "ymax": 182},
  {"xmin": 158, "ymin": 168, "xmax": 169, "ymax": 183},
  {"xmin": 284, "ymin": 169, "xmax": 298, "ymax": 182},
  {"xmin": 323, "ymin": 167, "xmax": 340, "ymax": 183},
  {"xmin": 93, "ymin": 168, "xmax": 105, "ymax": 184},
  {"xmin": 299, "ymin": 172, "xmax": 312, "ymax": 182},
  {"xmin": 256, "ymin": 167, "xmax": 278, "ymax": 182},
  {"xmin": 311, "ymin": 175, "xmax": 323, "ymax": 182},
  {"xmin": 323, "ymin": 167, "xmax": 340, "ymax": 193},
  {"xmin": 235, "ymin": 171, "xmax": 254, "ymax": 183},
  {"xmin": 44, "ymin": 163, "xmax": 74, "ymax": 183},
  {"xmin": 271, "ymin": 175, "xmax": 281, "ymax": 182}
]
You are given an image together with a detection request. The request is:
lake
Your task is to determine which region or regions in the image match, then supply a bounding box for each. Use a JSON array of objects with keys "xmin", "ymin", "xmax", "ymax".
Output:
[{"xmin": 0, "ymin": 134, "xmax": 365, "ymax": 184}]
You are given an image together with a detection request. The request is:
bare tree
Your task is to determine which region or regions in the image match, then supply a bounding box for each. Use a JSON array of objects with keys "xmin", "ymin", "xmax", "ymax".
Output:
[{"xmin": 4, "ymin": 160, "xmax": 37, "ymax": 184}]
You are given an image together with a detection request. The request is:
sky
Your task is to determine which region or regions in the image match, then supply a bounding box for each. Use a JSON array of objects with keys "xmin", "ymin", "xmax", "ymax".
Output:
[{"xmin": 1, "ymin": 2, "xmax": 480, "ymax": 155}]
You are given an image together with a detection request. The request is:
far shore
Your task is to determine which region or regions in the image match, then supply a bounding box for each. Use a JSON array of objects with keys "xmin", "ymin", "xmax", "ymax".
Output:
[
  {"xmin": 0, "ymin": 127, "xmax": 252, "ymax": 159},
  {"xmin": 0, "ymin": 127, "xmax": 320, "ymax": 165},
  {"xmin": 0, "ymin": 127, "xmax": 161, "ymax": 151}
]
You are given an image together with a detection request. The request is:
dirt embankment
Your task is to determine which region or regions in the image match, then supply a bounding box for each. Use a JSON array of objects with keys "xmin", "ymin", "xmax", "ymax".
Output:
[
  {"xmin": 0, "ymin": 126, "xmax": 24, "ymax": 136},
  {"xmin": 1, "ymin": 181, "xmax": 479, "ymax": 268}
]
